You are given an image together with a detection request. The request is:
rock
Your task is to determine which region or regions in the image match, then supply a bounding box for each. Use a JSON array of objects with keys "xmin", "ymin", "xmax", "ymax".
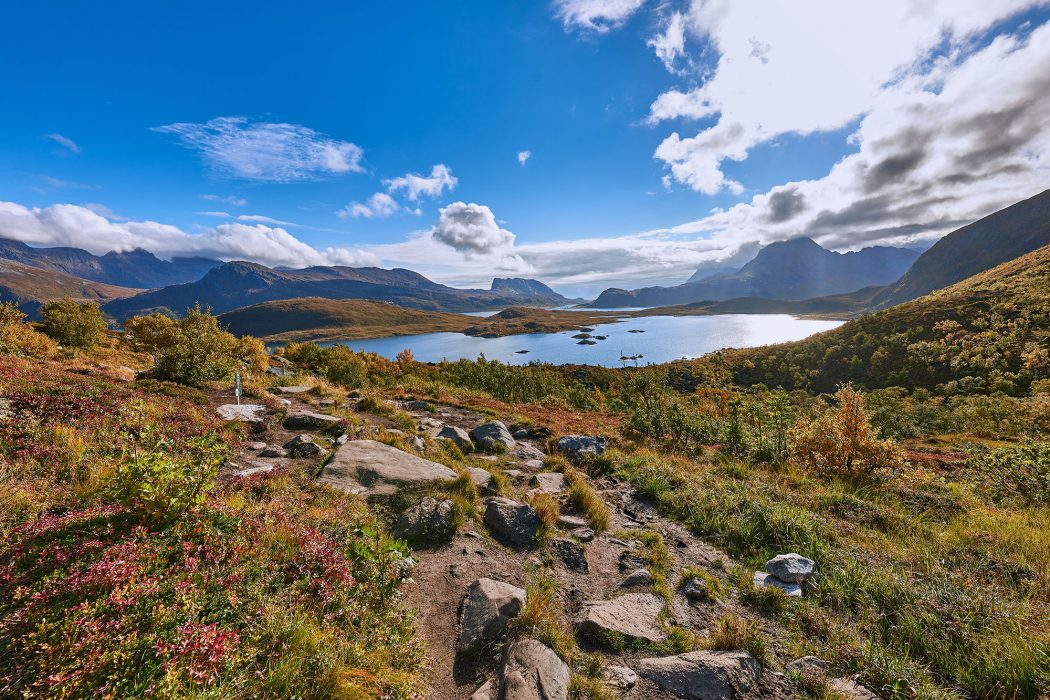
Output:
[
  {"xmin": 512, "ymin": 429, "xmax": 530, "ymax": 439},
  {"xmin": 469, "ymin": 467, "xmax": 494, "ymax": 489},
  {"xmin": 752, "ymin": 571, "xmax": 802, "ymax": 597},
  {"xmin": 530, "ymin": 472, "xmax": 567, "ymax": 494},
  {"xmin": 484, "ymin": 498, "xmax": 542, "ymax": 548},
  {"xmin": 572, "ymin": 528, "xmax": 596, "ymax": 542},
  {"xmin": 681, "ymin": 577, "xmax": 713, "ymax": 602},
  {"xmin": 411, "ymin": 435, "xmax": 425, "ymax": 451},
  {"xmin": 830, "ymin": 678, "xmax": 881, "ymax": 700},
  {"xmin": 438, "ymin": 425, "xmax": 474, "ymax": 451},
  {"xmin": 458, "ymin": 578, "xmax": 527, "ymax": 651},
  {"xmin": 335, "ymin": 433, "xmax": 350, "ymax": 445},
  {"xmin": 470, "ymin": 679, "xmax": 496, "ymax": 700},
  {"xmin": 551, "ymin": 538, "xmax": 588, "ymax": 572},
  {"xmin": 404, "ymin": 400, "xmax": 432, "ymax": 411},
  {"xmin": 602, "ymin": 665, "xmax": 639, "ymax": 690},
  {"xmin": 577, "ymin": 593, "xmax": 666, "ymax": 645},
  {"xmin": 470, "ymin": 421, "xmax": 516, "ymax": 452},
  {"xmin": 636, "ymin": 651, "xmax": 761, "ymax": 699},
  {"xmin": 247, "ymin": 441, "xmax": 267, "ymax": 451},
  {"xmin": 283, "ymin": 409, "xmax": 342, "ymax": 431},
  {"xmin": 317, "ymin": 398, "xmax": 335, "ymax": 407},
  {"xmin": 500, "ymin": 639, "xmax": 570, "ymax": 700},
  {"xmin": 523, "ymin": 459, "xmax": 545, "ymax": 471},
  {"xmin": 786, "ymin": 656, "xmax": 831, "ymax": 675},
  {"xmin": 216, "ymin": 404, "xmax": 266, "ymax": 423},
  {"xmin": 765, "ymin": 552, "xmax": 816, "ymax": 583},
  {"xmin": 234, "ymin": 463, "xmax": 274, "ymax": 477},
  {"xmin": 556, "ymin": 435, "xmax": 606, "ymax": 459},
  {"xmin": 260, "ymin": 444, "xmax": 288, "ymax": 458},
  {"xmin": 284, "ymin": 434, "xmax": 323, "ymax": 458},
  {"xmin": 385, "ymin": 428, "xmax": 406, "ymax": 437},
  {"xmin": 621, "ymin": 568, "xmax": 655, "ymax": 588},
  {"xmin": 504, "ymin": 469, "xmax": 524, "ymax": 479},
  {"xmin": 513, "ymin": 443, "xmax": 546, "ymax": 461},
  {"xmin": 272, "ymin": 385, "xmax": 312, "ymax": 395},
  {"xmin": 318, "ymin": 440, "xmax": 457, "ymax": 496},
  {"xmin": 619, "ymin": 550, "xmax": 649, "ymax": 571},
  {"xmin": 394, "ymin": 497, "xmax": 457, "ymax": 542},
  {"xmin": 556, "ymin": 514, "xmax": 588, "ymax": 529}
]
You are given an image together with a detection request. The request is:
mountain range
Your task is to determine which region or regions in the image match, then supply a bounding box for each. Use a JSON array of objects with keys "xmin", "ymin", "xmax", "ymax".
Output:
[{"xmin": 591, "ymin": 238, "xmax": 920, "ymax": 308}]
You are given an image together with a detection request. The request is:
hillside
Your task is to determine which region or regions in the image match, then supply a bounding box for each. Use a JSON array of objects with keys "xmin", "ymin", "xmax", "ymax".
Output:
[
  {"xmin": 873, "ymin": 188, "xmax": 1050, "ymax": 308},
  {"xmin": 491, "ymin": 277, "xmax": 568, "ymax": 302},
  {"xmin": 0, "ymin": 238, "xmax": 219, "ymax": 288},
  {"xmin": 592, "ymin": 238, "xmax": 918, "ymax": 308},
  {"xmin": 0, "ymin": 259, "xmax": 139, "ymax": 317},
  {"xmin": 710, "ymin": 243, "xmax": 1050, "ymax": 394},
  {"xmin": 637, "ymin": 286, "xmax": 881, "ymax": 320},
  {"xmin": 104, "ymin": 261, "xmax": 570, "ymax": 321}
]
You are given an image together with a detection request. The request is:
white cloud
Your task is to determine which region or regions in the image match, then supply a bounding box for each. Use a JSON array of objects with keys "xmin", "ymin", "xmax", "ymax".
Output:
[
  {"xmin": 384, "ymin": 164, "xmax": 457, "ymax": 201},
  {"xmin": 45, "ymin": 133, "xmax": 80, "ymax": 154},
  {"xmin": 35, "ymin": 175, "xmax": 99, "ymax": 191},
  {"xmin": 197, "ymin": 211, "xmax": 232, "ymax": 218},
  {"xmin": 337, "ymin": 192, "xmax": 401, "ymax": 219},
  {"xmin": 153, "ymin": 117, "xmax": 364, "ymax": 182},
  {"xmin": 554, "ymin": 0, "xmax": 647, "ymax": 33},
  {"xmin": 518, "ymin": 150, "xmax": 532, "ymax": 166},
  {"xmin": 236, "ymin": 214, "xmax": 299, "ymax": 227},
  {"xmin": 647, "ymin": 11, "xmax": 687, "ymax": 72},
  {"xmin": 200, "ymin": 193, "xmax": 247, "ymax": 207},
  {"xmin": 0, "ymin": 201, "xmax": 378, "ymax": 269},
  {"xmin": 430, "ymin": 202, "xmax": 515, "ymax": 255}
]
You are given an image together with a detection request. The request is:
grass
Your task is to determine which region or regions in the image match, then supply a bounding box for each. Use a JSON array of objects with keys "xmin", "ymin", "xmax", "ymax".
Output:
[
  {"xmin": 528, "ymin": 492, "xmax": 561, "ymax": 544},
  {"xmin": 678, "ymin": 566, "xmax": 724, "ymax": 602},
  {"xmin": 552, "ymin": 460, "xmax": 611, "ymax": 532},
  {"xmin": 706, "ymin": 612, "xmax": 768, "ymax": 662}
]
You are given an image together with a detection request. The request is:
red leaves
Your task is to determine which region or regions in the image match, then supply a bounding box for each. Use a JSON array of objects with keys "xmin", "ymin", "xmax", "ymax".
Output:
[{"xmin": 155, "ymin": 621, "xmax": 239, "ymax": 684}]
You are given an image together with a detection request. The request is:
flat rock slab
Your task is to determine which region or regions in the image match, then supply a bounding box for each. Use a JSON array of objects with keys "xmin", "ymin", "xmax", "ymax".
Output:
[
  {"xmin": 577, "ymin": 592, "xmax": 666, "ymax": 644},
  {"xmin": 284, "ymin": 409, "xmax": 342, "ymax": 431},
  {"xmin": 753, "ymin": 571, "xmax": 802, "ymax": 597},
  {"xmin": 637, "ymin": 650, "xmax": 760, "ymax": 699},
  {"xmin": 318, "ymin": 440, "xmax": 456, "ymax": 496},
  {"xmin": 216, "ymin": 404, "xmax": 266, "ymax": 423},
  {"xmin": 531, "ymin": 472, "xmax": 567, "ymax": 493},
  {"xmin": 501, "ymin": 639, "xmax": 570, "ymax": 700},
  {"xmin": 272, "ymin": 385, "xmax": 312, "ymax": 394}
]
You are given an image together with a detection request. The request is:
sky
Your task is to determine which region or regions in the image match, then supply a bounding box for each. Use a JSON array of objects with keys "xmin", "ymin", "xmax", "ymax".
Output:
[{"xmin": 1, "ymin": 0, "xmax": 1049, "ymax": 297}]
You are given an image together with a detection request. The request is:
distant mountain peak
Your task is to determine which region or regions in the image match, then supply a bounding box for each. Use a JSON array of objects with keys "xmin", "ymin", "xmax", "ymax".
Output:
[{"xmin": 490, "ymin": 277, "xmax": 562, "ymax": 298}]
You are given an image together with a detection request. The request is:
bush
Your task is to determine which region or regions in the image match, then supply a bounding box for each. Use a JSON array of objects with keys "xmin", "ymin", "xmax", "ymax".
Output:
[
  {"xmin": 0, "ymin": 303, "xmax": 58, "ymax": 358},
  {"xmin": 970, "ymin": 440, "xmax": 1050, "ymax": 505},
  {"xmin": 790, "ymin": 386, "xmax": 903, "ymax": 474},
  {"xmin": 40, "ymin": 299, "xmax": 107, "ymax": 349}
]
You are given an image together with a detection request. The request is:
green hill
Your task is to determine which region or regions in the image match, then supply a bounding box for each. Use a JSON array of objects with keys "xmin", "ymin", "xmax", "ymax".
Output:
[{"xmin": 714, "ymin": 244, "xmax": 1050, "ymax": 395}]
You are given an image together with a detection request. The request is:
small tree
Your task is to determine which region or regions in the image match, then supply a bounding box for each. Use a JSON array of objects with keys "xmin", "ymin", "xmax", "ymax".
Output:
[
  {"xmin": 143, "ymin": 306, "xmax": 268, "ymax": 387},
  {"xmin": 40, "ymin": 299, "xmax": 108, "ymax": 349},
  {"xmin": 789, "ymin": 385, "xmax": 903, "ymax": 474},
  {"xmin": 0, "ymin": 301, "xmax": 58, "ymax": 358},
  {"xmin": 122, "ymin": 312, "xmax": 178, "ymax": 355}
]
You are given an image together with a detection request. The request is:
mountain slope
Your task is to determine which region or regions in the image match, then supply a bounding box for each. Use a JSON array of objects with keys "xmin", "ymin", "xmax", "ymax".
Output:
[
  {"xmin": 490, "ymin": 277, "xmax": 567, "ymax": 302},
  {"xmin": 592, "ymin": 238, "xmax": 919, "ymax": 307},
  {"xmin": 0, "ymin": 238, "xmax": 220, "ymax": 288},
  {"xmin": 103, "ymin": 261, "xmax": 570, "ymax": 321},
  {"xmin": 0, "ymin": 259, "xmax": 140, "ymax": 318},
  {"xmin": 711, "ymin": 243, "xmax": 1050, "ymax": 394},
  {"xmin": 872, "ymin": 188, "xmax": 1050, "ymax": 308}
]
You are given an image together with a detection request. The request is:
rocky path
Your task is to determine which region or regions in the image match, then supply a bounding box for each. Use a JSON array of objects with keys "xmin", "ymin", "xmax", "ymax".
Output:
[{"xmin": 215, "ymin": 388, "xmax": 877, "ymax": 700}]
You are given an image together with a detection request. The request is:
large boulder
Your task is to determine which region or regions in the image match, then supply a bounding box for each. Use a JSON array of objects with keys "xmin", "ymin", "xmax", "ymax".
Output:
[
  {"xmin": 556, "ymin": 435, "xmax": 606, "ymax": 459},
  {"xmin": 393, "ymin": 497, "xmax": 457, "ymax": 542},
  {"xmin": 636, "ymin": 650, "xmax": 761, "ymax": 699},
  {"xmin": 438, "ymin": 425, "xmax": 474, "ymax": 451},
  {"xmin": 484, "ymin": 498, "xmax": 542, "ymax": 548},
  {"xmin": 458, "ymin": 578, "xmax": 527, "ymax": 652},
  {"xmin": 500, "ymin": 639, "xmax": 570, "ymax": 700},
  {"xmin": 765, "ymin": 553, "xmax": 816, "ymax": 584},
  {"xmin": 284, "ymin": 409, "xmax": 342, "ymax": 431},
  {"xmin": 577, "ymin": 592, "xmax": 666, "ymax": 645},
  {"xmin": 470, "ymin": 421, "xmax": 516, "ymax": 452},
  {"xmin": 216, "ymin": 404, "xmax": 266, "ymax": 423},
  {"xmin": 318, "ymin": 440, "xmax": 456, "ymax": 496}
]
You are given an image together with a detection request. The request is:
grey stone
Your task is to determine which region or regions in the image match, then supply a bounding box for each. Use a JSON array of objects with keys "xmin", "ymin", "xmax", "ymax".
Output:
[
  {"xmin": 765, "ymin": 552, "xmax": 816, "ymax": 583},
  {"xmin": 216, "ymin": 404, "xmax": 266, "ymax": 423},
  {"xmin": 556, "ymin": 435, "xmax": 606, "ymax": 459},
  {"xmin": 512, "ymin": 429, "xmax": 530, "ymax": 439},
  {"xmin": 469, "ymin": 467, "xmax": 494, "ymax": 489},
  {"xmin": 602, "ymin": 665, "xmax": 638, "ymax": 690},
  {"xmin": 681, "ymin": 577, "xmax": 713, "ymax": 603},
  {"xmin": 260, "ymin": 444, "xmax": 288, "ymax": 458},
  {"xmin": 504, "ymin": 469, "xmax": 524, "ymax": 479},
  {"xmin": 458, "ymin": 578, "xmax": 526, "ymax": 651},
  {"xmin": 572, "ymin": 528, "xmax": 596, "ymax": 542},
  {"xmin": 577, "ymin": 593, "xmax": 666, "ymax": 645},
  {"xmin": 470, "ymin": 679, "xmax": 495, "ymax": 700},
  {"xmin": 530, "ymin": 472, "xmax": 567, "ymax": 494},
  {"xmin": 317, "ymin": 398, "xmax": 335, "ymax": 407},
  {"xmin": 272, "ymin": 385, "xmax": 312, "ymax": 395},
  {"xmin": 500, "ymin": 639, "xmax": 570, "ymax": 700},
  {"xmin": 470, "ymin": 421, "xmax": 516, "ymax": 452},
  {"xmin": 522, "ymin": 459, "xmax": 545, "ymax": 471},
  {"xmin": 404, "ymin": 400, "xmax": 432, "ymax": 411},
  {"xmin": 393, "ymin": 497, "xmax": 457, "ymax": 542},
  {"xmin": 411, "ymin": 435, "xmax": 425, "ymax": 451},
  {"xmin": 619, "ymin": 550, "xmax": 649, "ymax": 571},
  {"xmin": 786, "ymin": 656, "xmax": 831, "ymax": 675},
  {"xmin": 484, "ymin": 498, "xmax": 542, "ymax": 548},
  {"xmin": 621, "ymin": 568, "xmax": 655, "ymax": 588},
  {"xmin": 318, "ymin": 440, "xmax": 457, "ymax": 496},
  {"xmin": 752, "ymin": 571, "xmax": 802, "ymax": 597},
  {"xmin": 513, "ymin": 443, "xmax": 546, "ymax": 461},
  {"xmin": 283, "ymin": 409, "xmax": 342, "ymax": 431},
  {"xmin": 284, "ymin": 434, "xmax": 323, "ymax": 458},
  {"xmin": 636, "ymin": 651, "xmax": 761, "ymax": 699},
  {"xmin": 247, "ymin": 441, "xmax": 267, "ymax": 451},
  {"xmin": 438, "ymin": 425, "xmax": 474, "ymax": 451},
  {"xmin": 556, "ymin": 514, "xmax": 588, "ymax": 529},
  {"xmin": 830, "ymin": 678, "xmax": 881, "ymax": 700},
  {"xmin": 551, "ymin": 538, "xmax": 588, "ymax": 572}
]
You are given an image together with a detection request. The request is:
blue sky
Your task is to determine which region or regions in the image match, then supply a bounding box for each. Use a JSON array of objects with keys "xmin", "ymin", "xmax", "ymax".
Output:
[{"xmin": 2, "ymin": 1, "xmax": 1049, "ymax": 296}]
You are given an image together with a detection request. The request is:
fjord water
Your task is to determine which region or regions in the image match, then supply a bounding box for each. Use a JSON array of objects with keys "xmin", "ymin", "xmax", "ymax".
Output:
[{"xmin": 334, "ymin": 314, "xmax": 843, "ymax": 367}]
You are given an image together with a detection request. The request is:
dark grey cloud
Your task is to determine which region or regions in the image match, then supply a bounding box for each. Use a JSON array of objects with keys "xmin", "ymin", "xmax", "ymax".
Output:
[{"xmin": 765, "ymin": 188, "xmax": 807, "ymax": 223}]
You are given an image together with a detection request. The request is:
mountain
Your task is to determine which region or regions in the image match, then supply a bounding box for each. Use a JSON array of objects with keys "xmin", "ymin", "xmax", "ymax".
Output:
[
  {"xmin": 491, "ymin": 277, "xmax": 565, "ymax": 301},
  {"xmin": 711, "ymin": 243, "xmax": 1050, "ymax": 394},
  {"xmin": 102, "ymin": 261, "xmax": 573, "ymax": 321},
  {"xmin": 0, "ymin": 238, "xmax": 220, "ymax": 288},
  {"xmin": 592, "ymin": 238, "xmax": 919, "ymax": 308},
  {"xmin": 685, "ymin": 241, "xmax": 762, "ymax": 283},
  {"xmin": 0, "ymin": 259, "xmax": 140, "ymax": 319},
  {"xmin": 872, "ymin": 188, "xmax": 1050, "ymax": 308}
]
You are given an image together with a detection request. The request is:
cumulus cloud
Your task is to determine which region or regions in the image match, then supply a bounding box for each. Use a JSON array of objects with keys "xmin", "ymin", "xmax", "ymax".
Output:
[
  {"xmin": 153, "ymin": 117, "xmax": 364, "ymax": 182},
  {"xmin": 45, "ymin": 133, "xmax": 80, "ymax": 154},
  {"xmin": 554, "ymin": 0, "xmax": 647, "ymax": 33},
  {"xmin": 430, "ymin": 202, "xmax": 515, "ymax": 255},
  {"xmin": 518, "ymin": 150, "xmax": 532, "ymax": 166},
  {"xmin": 647, "ymin": 11, "xmax": 687, "ymax": 72},
  {"xmin": 337, "ymin": 192, "xmax": 402, "ymax": 219},
  {"xmin": 0, "ymin": 201, "xmax": 378, "ymax": 269},
  {"xmin": 384, "ymin": 164, "xmax": 457, "ymax": 201}
]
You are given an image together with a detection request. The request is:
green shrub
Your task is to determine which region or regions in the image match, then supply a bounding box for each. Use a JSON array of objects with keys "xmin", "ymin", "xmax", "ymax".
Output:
[
  {"xmin": 0, "ymin": 303, "xmax": 58, "ymax": 358},
  {"xmin": 146, "ymin": 306, "xmax": 267, "ymax": 387},
  {"xmin": 40, "ymin": 299, "xmax": 107, "ymax": 349},
  {"xmin": 970, "ymin": 440, "xmax": 1050, "ymax": 505}
]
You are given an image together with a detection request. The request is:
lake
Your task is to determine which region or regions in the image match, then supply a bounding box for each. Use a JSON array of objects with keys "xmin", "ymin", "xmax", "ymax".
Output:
[{"xmin": 327, "ymin": 313, "xmax": 843, "ymax": 367}]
